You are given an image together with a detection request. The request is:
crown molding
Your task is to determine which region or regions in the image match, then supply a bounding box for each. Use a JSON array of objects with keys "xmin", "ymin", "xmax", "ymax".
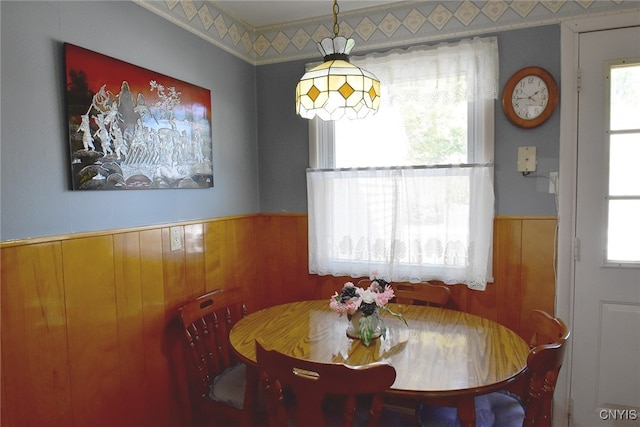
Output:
[{"xmin": 134, "ymin": 0, "xmax": 640, "ymax": 66}]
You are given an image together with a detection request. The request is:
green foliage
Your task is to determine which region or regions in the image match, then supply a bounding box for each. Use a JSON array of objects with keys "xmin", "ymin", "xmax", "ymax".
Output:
[
  {"xmin": 399, "ymin": 100, "xmax": 466, "ymax": 165},
  {"xmin": 357, "ymin": 306, "xmax": 407, "ymax": 347},
  {"xmin": 358, "ymin": 311, "xmax": 382, "ymax": 347}
]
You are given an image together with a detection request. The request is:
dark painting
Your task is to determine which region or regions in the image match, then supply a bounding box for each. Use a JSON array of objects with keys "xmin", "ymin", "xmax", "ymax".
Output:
[{"xmin": 64, "ymin": 43, "xmax": 213, "ymax": 190}]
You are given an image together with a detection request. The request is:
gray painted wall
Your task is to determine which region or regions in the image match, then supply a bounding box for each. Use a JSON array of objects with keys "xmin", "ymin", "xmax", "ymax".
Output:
[
  {"xmin": 495, "ymin": 26, "xmax": 561, "ymax": 216},
  {"xmin": 1, "ymin": 1, "xmax": 560, "ymax": 242},
  {"xmin": 0, "ymin": 1, "xmax": 259, "ymax": 241},
  {"xmin": 256, "ymin": 59, "xmax": 311, "ymax": 213},
  {"xmin": 257, "ymin": 25, "xmax": 561, "ymax": 216}
]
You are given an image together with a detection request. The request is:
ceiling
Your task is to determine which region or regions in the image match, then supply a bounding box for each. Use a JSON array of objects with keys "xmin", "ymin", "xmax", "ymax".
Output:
[{"xmin": 212, "ymin": 1, "xmax": 405, "ymax": 28}]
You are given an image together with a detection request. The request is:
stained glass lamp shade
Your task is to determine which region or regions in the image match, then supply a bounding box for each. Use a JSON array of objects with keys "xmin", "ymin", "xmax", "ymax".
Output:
[{"xmin": 296, "ymin": 36, "xmax": 380, "ymax": 121}]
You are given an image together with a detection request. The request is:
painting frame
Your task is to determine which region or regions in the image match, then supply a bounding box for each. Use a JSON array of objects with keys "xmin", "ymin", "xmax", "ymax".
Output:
[{"xmin": 64, "ymin": 43, "xmax": 214, "ymax": 190}]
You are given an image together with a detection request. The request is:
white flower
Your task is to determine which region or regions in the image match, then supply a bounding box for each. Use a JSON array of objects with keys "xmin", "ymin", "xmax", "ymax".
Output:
[{"xmin": 359, "ymin": 288, "xmax": 377, "ymax": 304}]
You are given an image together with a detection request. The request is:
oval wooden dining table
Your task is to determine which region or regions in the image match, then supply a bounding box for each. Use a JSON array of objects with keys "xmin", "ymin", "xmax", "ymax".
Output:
[{"xmin": 229, "ymin": 300, "xmax": 529, "ymax": 427}]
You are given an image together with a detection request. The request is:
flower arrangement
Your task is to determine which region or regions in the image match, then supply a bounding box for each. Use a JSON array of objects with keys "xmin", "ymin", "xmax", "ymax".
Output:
[{"xmin": 330, "ymin": 278, "xmax": 407, "ymax": 346}]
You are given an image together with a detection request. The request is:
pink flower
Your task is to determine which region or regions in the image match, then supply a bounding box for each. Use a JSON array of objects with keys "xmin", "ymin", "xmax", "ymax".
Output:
[
  {"xmin": 330, "ymin": 278, "xmax": 396, "ymax": 314},
  {"xmin": 344, "ymin": 298, "xmax": 361, "ymax": 314},
  {"xmin": 374, "ymin": 285, "xmax": 395, "ymax": 307},
  {"xmin": 329, "ymin": 290, "xmax": 362, "ymax": 315},
  {"xmin": 330, "ymin": 279, "xmax": 407, "ymax": 330},
  {"xmin": 329, "ymin": 292, "xmax": 345, "ymax": 314}
]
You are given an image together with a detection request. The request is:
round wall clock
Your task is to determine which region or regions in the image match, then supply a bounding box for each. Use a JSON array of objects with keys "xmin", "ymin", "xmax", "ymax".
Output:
[{"xmin": 502, "ymin": 66, "xmax": 559, "ymax": 129}]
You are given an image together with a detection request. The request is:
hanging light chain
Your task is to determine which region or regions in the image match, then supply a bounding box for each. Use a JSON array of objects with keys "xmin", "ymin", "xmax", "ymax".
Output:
[
  {"xmin": 333, "ymin": 0, "xmax": 339, "ymax": 37},
  {"xmin": 295, "ymin": 0, "xmax": 381, "ymax": 120}
]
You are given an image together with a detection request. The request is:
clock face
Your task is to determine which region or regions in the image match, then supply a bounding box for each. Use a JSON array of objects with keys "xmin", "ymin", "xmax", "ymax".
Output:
[{"xmin": 511, "ymin": 75, "xmax": 549, "ymax": 120}]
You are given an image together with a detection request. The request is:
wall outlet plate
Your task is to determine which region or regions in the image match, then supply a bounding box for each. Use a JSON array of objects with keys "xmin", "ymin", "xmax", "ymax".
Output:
[
  {"xmin": 170, "ymin": 226, "xmax": 182, "ymax": 251},
  {"xmin": 517, "ymin": 146, "xmax": 537, "ymax": 172},
  {"xmin": 549, "ymin": 171, "xmax": 558, "ymax": 193}
]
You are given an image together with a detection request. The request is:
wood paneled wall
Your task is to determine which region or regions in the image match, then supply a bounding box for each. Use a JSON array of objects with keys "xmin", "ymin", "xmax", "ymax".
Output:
[{"xmin": 1, "ymin": 214, "xmax": 556, "ymax": 427}]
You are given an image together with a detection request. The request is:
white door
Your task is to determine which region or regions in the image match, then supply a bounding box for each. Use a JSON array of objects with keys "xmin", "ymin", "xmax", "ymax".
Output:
[{"xmin": 571, "ymin": 26, "xmax": 640, "ymax": 426}]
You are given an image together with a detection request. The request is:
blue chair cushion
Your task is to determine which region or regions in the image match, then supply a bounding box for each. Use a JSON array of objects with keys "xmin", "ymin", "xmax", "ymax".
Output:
[
  {"xmin": 209, "ymin": 363, "xmax": 246, "ymax": 409},
  {"xmin": 417, "ymin": 391, "xmax": 524, "ymax": 427},
  {"xmin": 321, "ymin": 394, "xmax": 412, "ymax": 427},
  {"xmin": 486, "ymin": 391, "xmax": 525, "ymax": 427}
]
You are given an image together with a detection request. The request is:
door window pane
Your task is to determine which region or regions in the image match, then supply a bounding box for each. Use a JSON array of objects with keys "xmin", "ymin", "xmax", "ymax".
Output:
[
  {"xmin": 606, "ymin": 62, "xmax": 640, "ymax": 263},
  {"xmin": 607, "ymin": 200, "xmax": 640, "ymax": 262},
  {"xmin": 609, "ymin": 133, "xmax": 640, "ymax": 196},
  {"xmin": 610, "ymin": 64, "xmax": 640, "ymax": 131}
]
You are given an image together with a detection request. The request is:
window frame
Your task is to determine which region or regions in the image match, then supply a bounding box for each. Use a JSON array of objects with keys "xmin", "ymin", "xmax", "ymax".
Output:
[
  {"xmin": 306, "ymin": 36, "xmax": 498, "ymax": 287},
  {"xmin": 309, "ymin": 94, "xmax": 495, "ymax": 170},
  {"xmin": 604, "ymin": 59, "xmax": 640, "ymax": 267}
]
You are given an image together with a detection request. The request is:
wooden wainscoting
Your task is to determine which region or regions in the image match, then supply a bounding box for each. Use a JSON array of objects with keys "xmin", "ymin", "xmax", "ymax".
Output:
[
  {"xmin": 257, "ymin": 213, "xmax": 557, "ymax": 327},
  {"xmin": 1, "ymin": 216, "xmax": 264, "ymax": 427},
  {"xmin": 1, "ymin": 214, "xmax": 555, "ymax": 427}
]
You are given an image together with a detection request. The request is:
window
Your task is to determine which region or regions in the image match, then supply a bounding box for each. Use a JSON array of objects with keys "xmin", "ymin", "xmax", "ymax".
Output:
[
  {"xmin": 606, "ymin": 61, "xmax": 640, "ymax": 264},
  {"xmin": 307, "ymin": 37, "xmax": 498, "ymax": 290}
]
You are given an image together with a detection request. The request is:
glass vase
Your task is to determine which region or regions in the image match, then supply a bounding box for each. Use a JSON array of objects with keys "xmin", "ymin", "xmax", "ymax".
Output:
[{"xmin": 346, "ymin": 309, "xmax": 382, "ymax": 346}]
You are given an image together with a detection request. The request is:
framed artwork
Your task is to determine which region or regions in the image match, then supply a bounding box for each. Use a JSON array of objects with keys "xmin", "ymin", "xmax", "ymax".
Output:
[{"xmin": 64, "ymin": 43, "xmax": 213, "ymax": 190}]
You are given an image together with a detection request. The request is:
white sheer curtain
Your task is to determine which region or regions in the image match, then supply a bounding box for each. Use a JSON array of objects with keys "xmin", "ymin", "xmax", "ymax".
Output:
[
  {"xmin": 307, "ymin": 37, "xmax": 498, "ymax": 290},
  {"xmin": 308, "ymin": 166, "xmax": 493, "ymax": 290},
  {"xmin": 353, "ymin": 36, "xmax": 498, "ymax": 104}
]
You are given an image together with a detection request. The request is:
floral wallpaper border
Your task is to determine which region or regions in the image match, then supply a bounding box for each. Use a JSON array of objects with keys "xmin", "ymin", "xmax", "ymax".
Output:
[{"xmin": 134, "ymin": 0, "xmax": 639, "ymax": 65}]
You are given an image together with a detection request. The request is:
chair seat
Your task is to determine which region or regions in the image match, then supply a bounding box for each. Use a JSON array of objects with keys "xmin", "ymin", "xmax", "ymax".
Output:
[
  {"xmin": 209, "ymin": 362, "xmax": 247, "ymax": 409},
  {"xmin": 417, "ymin": 391, "xmax": 524, "ymax": 427}
]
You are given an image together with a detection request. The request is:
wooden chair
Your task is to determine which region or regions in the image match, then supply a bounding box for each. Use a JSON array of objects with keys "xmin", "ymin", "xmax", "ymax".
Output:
[
  {"xmin": 179, "ymin": 289, "xmax": 256, "ymax": 427},
  {"xmin": 417, "ymin": 309, "xmax": 570, "ymax": 427},
  {"xmin": 392, "ymin": 282, "xmax": 451, "ymax": 307},
  {"xmin": 256, "ymin": 340, "xmax": 398, "ymax": 427},
  {"xmin": 519, "ymin": 309, "xmax": 570, "ymax": 426}
]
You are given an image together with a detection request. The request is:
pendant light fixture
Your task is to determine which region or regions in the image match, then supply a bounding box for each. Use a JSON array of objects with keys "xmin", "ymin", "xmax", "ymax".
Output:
[{"xmin": 295, "ymin": 0, "xmax": 380, "ymax": 121}]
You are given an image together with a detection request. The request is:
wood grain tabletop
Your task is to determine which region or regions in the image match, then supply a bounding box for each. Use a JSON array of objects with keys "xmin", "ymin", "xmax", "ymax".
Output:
[{"xmin": 229, "ymin": 300, "xmax": 529, "ymax": 397}]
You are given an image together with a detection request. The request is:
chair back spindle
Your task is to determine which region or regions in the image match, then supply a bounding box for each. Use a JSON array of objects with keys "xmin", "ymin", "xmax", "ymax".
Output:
[{"xmin": 179, "ymin": 289, "xmax": 253, "ymax": 426}]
